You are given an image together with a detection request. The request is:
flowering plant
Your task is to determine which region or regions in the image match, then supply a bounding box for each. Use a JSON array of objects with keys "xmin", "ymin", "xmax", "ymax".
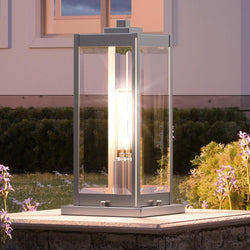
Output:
[
  {"xmin": 0, "ymin": 209, "xmax": 12, "ymax": 246},
  {"xmin": 185, "ymin": 204, "xmax": 193, "ymax": 209},
  {"xmin": 238, "ymin": 131, "xmax": 250, "ymax": 203},
  {"xmin": 202, "ymin": 200, "xmax": 208, "ymax": 209},
  {"xmin": 179, "ymin": 141, "xmax": 243, "ymax": 209},
  {"xmin": 214, "ymin": 165, "xmax": 237, "ymax": 209},
  {"xmin": 0, "ymin": 165, "xmax": 14, "ymax": 211},
  {"xmin": 22, "ymin": 198, "xmax": 39, "ymax": 212}
]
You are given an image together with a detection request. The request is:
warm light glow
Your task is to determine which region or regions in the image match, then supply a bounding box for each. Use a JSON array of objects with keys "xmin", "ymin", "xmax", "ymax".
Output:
[
  {"xmin": 116, "ymin": 88, "xmax": 132, "ymax": 154},
  {"xmin": 107, "ymin": 47, "xmax": 132, "ymax": 193}
]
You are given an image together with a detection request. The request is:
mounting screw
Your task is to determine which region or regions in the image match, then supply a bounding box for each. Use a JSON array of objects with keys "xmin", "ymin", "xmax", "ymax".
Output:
[
  {"xmin": 100, "ymin": 200, "xmax": 111, "ymax": 207},
  {"xmin": 105, "ymin": 200, "xmax": 111, "ymax": 207},
  {"xmin": 100, "ymin": 201, "xmax": 106, "ymax": 207}
]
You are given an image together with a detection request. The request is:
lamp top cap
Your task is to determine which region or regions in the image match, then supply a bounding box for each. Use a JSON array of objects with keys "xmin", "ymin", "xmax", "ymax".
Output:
[
  {"xmin": 116, "ymin": 20, "xmax": 130, "ymax": 28},
  {"xmin": 104, "ymin": 20, "xmax": 142, "ymax": 34}
]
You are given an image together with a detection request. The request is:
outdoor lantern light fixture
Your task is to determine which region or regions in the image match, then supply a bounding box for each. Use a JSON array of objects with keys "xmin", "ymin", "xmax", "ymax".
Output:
[{"xmin": 61, "ymin": 20, "xmax": 185, "ymax": 217}]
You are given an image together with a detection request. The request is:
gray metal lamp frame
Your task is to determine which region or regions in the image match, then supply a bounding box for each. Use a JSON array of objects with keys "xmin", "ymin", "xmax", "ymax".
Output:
[{"xmin": 61, "ymin": 21, "xmax": 185, "ymax": 217}]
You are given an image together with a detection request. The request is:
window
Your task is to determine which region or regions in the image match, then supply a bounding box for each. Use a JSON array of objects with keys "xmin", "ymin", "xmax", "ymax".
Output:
[
  {"xmin": 0, "ymin": 0, "xmax": 9, "ymax": 48},
  {"xmin": 61, "ymin": 0, "xmax": 101, "ymax": 16},
  {"xmin": 45, "ymin": 0, "xmax": 163, "ymax": 36},
  {"xmin": 31, "ymin": 0, "xmax": 165, "ymax": 48}
]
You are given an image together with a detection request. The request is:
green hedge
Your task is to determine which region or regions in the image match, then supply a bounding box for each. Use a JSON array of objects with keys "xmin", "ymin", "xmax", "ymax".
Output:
[
  {"xmin": 0, "ymin": 107, "xmax": 249, "ymax": 174},
  {"xmin": 173, "ymin": 108, "xmax": 250, "ymax": 173},
  {"xmin": 0, "ymin": 107, "xmax": 73, "ymax": 173}
]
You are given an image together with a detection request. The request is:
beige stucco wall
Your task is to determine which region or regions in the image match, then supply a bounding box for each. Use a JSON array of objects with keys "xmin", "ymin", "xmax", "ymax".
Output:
[
  {"xmin": 172, "ymin": 0, "xmax": 241, "ymax": 95},
  {"xmin": 0, "ymin": 0, "xmax": 248, "ymax": 100},
  {"xmin": 241, "ymin": 0, "xmax": 250, "ymax": 96},
  {"xmin": 0, "ymin": 0, "xmax": 73, "ymax": 96}
]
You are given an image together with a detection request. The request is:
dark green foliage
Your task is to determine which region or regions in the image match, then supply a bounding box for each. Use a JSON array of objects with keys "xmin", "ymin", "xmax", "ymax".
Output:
[
  {"xmin": 82, "ymin": 108, "xmax": 108, "ymax": 173},
  {"xmin": 173, "ymin": 108, "xmax": 250, "ymax": 174},
  {"xmin": 142, "ymin": 108, "xmax": 168, "ymax": 175},
  {"xmin": 0, "ymin": 107, "xmax": 73, "ymax": 173},
  {"xmin": 0, "ymin": 107, "xmax": 249, "ymax": 174}
]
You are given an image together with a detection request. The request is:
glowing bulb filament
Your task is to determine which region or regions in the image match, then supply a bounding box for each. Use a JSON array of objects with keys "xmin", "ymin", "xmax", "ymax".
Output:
[{"xmin": 116, "ymin": 88, "xmax": 132, "ymax": 156}]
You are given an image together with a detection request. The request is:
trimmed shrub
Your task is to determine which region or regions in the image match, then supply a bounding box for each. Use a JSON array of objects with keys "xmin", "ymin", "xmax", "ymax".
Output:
[
  {"xmin": 0, "ymin": 107, "xmax": 249, "ymax": 174},
  {"xmin": 173, "ymin": 108, "xmax": 250, "ymax": 174},
  {"xmin": 0, "ymin": 107, "xmax": 73, "ymax": 173}
]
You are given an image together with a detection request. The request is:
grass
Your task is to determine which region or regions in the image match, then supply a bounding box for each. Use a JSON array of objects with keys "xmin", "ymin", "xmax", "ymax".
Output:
[
  {"xmin": 4, "ymin": 173, "xmax": 186, "ymax": 213},
  {"xmin": 6, "ymin": 173, "xmax": 73, "ymax": 213}
]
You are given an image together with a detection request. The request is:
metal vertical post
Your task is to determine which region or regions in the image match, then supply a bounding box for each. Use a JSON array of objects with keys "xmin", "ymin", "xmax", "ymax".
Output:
[
  {"xmin": 73, "ymin": 34, "xmax": 80, "ymax": 205},
  {"xmin": 135, "ymin": 35, "xmax": 141, "ymax": 208},
  {"xmin": 108, "ymin": 46, "xmax": 116, "ymax": 190},
  {"xmin": 168, "ymin": 36, "xmax": 173, "ymax": 204},
  {"xmin": 132, "ymin": 35, "xmax": 139, "ymax": 207}
]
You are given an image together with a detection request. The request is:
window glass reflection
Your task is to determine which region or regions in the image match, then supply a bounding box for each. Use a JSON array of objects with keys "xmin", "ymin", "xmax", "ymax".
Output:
[
  {"xmin": 111, "ymin": 0, "xmax": 131, "ymax": 15},
  {"xmin": 61, "ymin": 0, "xmax": 100, "ymax": 16}
]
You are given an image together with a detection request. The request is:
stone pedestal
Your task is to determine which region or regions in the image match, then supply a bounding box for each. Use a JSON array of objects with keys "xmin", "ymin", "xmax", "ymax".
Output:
[{"xmin": 7, "ymin": 209, "xmax": 250, "ymax": 249}]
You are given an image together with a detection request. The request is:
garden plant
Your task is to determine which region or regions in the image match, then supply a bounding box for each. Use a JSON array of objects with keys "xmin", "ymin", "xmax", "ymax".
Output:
[
  {"xmin": 179, "ymin": 131, "xmax": 250, "ymax": 210},
  {"xmin": 0, "ymin": 107, "xmax": 249, "ymax": 247},
  {"xmin": 0, "ymin": 107, "xmax": 249, "ymax": 175},
  {"xmin": 0, "ymin": 164, "xmax": 41, "ymax": 248},
  {"xmin": 0, "ymin": 165, "xmax": 13, "ymax": 248}
]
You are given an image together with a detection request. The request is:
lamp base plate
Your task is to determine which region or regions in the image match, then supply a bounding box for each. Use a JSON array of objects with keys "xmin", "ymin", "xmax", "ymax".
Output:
[{"xmin": 61, "ymin": 204, "xmax": 185, "ymax": 217}]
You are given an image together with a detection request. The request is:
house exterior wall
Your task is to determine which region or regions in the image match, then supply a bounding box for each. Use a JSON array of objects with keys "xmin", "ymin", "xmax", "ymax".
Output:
[
  {"xmin": 0, "ymin": 0, "xmax": 73, "ymax": 96},
  {"xmin": 172, "ymin": 0, "xmax": 241, "ymax": 95},
  {"xmin": 0, "ymin": 0, "xmax": 248, "ymax": 108},
  {"xmin": 241, "ymin": 0, "xmax": 250, "ymax": 111}
]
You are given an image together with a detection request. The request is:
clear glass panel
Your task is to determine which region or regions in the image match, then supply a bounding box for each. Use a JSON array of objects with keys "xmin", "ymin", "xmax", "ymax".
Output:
[
  {"xmin": 61, "ymin": 0, "xmax": 100, "ymax": 16},
  {"xmin": 79, "ymin": 46, "xmax": 132, "ymax": 195},
  {"xmin": 111, "ymin": 0, "xmax": 131, "ymax": 15},
  {"xmin": 140, "ymin": 47, "xmax": 169, "ymax": 194}
]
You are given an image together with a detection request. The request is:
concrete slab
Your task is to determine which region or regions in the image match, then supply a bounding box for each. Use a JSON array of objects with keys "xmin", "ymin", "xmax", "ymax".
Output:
[{"xmin": 9, "ymin": 209, "xmax": 250, "ymax": 234}]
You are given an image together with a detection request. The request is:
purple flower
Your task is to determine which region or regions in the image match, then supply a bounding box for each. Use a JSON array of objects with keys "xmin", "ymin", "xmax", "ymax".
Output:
[
  {"xmin": 8, "ymin": 184, "xmax": 14, "ymax": 192},
  {"xmin": 0, "ymin": 165, "xmax": 9, "ymax": 172},
  {"xmin": 22, "ymin": 198, "xmax": 39, "ymax": 212},
  {"xmin": 238, "ymin": 131, "xmax": 250, "ymax": 155},
  {"xmin": 0, "ymin": 164, "xmax": 14, "ymax": 203},
  {"xmin": 0, "ymin": 209, "xmax": 12, "ymax": 244},
  {"xmin": 214, "ymin": 165, "xmax": 237, "ymax": 198},
  {"xmin": 64, "ymin": 179, "xmax": 72, "ymax": 185},
  {"xmin": 54, "ymin": 171, "xmax": 63, "ymax": 177},
  {"xmin": 185, "ymin": 204, "xmax": 193, "ymax": 209},
  {"xmin": 202, "ymin": 200, "xmax": 208, "ymax": 209},
  {"xmin": 36, "ymin": 182, "xmax": 44, "ymax": 188},
  {"xmin": 239, "ymin": 131, "xmax": 248, "ymax": 139}
]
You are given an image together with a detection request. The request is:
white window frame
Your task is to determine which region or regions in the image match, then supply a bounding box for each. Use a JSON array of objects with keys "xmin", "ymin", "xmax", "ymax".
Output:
[{"xmin": 0, "ymin": 0, "xmax": 9, "ymax": 48}]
